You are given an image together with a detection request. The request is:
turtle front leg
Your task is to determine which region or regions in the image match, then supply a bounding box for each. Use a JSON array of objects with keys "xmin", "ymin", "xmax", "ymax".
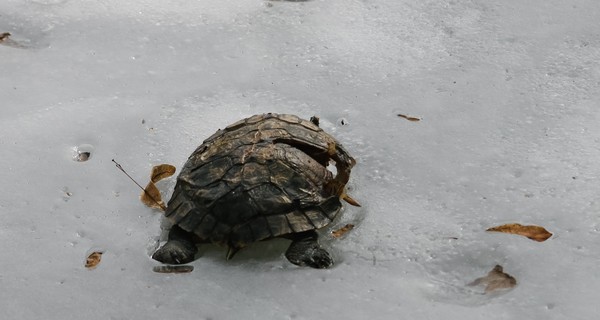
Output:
[
  {"xmin": 152, "ymin": 225, "xmax": 198, "ymax": 264},
  {"xmin": 285, "ymin": 230, "xmax": 333, "ymax": 269}
]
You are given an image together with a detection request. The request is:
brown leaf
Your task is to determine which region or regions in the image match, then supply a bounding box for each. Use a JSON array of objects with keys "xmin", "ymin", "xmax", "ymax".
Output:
[
  {"xmin": 486, "ymin": 223, "xmax": 552, "ymax": 242},
  {"xmin": 397, "ymin": 114, "xmax": 421, "ymax": 122},
  {"xmin": 150, "ymin": 164, "xmax": 176, "ymax": 182},
  {"xmin": 342, "ymin": 194, "xmax": 361, "ymax": 207},
  {"xmin": 469, "ymin": 265, "xmax": 517, "ymax": 293},
  {"xmin": 85, "ymin": 252, "xmax": 103, "ymax": 269},
  {"xmin": 141, "ymin": 182, "xmax": 166, "ymax": 210},
  {"xmin": 331, "ymin": 224, "xmax": 355, "ymax": 238},
  {"xmin": 0, "ymin": 33, "xmax": 29, "ymax": 49},
  {"xmin": 152, "ymin": 265, "xmax": 194, "ymax": 273},
  {"xmin": 0, "ymin": 32, "xmax": 10, "ymax": 42},
  {"xmin": 140, "ymin": 164, "xmax": 176, "ymax": 211}
]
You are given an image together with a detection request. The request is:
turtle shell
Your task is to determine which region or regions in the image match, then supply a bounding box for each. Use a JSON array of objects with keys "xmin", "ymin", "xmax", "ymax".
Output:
[{"xmin": 164, "ymin": 113, "xmax": 355, "ymax": 250}]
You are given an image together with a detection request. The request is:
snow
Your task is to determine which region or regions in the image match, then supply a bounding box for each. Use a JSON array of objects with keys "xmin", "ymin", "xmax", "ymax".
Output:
[{"xmin": 1, "ymin": 0, "xmax": 600, "ymax": 319}]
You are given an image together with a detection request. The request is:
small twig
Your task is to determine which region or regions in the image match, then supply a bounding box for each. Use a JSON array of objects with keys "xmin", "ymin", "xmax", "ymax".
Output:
[
  {"xmin": 112, "ymin": 159, "xmax": 165, "ymax": 210},
  {"xmin": 397, "ymin": 114, "xmax": 421, "ymax": 122}
]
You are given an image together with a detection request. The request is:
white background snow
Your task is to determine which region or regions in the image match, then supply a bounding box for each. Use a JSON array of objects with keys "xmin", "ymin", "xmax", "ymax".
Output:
[{"xmin": 1, "ymin": 0, "xmax": 599, "ymax": 319}]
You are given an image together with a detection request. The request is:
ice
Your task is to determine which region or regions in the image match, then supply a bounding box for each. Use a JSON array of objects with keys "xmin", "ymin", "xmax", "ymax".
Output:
[{"xmin": 1, "ymin": 0, "xmax": 600, "ymax": 319}]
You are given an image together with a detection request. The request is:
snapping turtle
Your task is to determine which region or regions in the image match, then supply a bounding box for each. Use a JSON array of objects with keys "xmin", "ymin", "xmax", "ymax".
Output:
[{"xmin": 152, "ymin": 113, "xmax": 358, "ymax": 268}]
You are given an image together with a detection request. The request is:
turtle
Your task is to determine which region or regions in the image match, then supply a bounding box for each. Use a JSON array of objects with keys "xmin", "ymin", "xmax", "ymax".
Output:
[{"xmin": 152, "ymin": 113, "xmax": 358, "ymax": 269}]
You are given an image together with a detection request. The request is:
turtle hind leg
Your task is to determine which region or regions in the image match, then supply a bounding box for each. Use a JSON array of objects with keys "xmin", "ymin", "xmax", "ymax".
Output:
[
  {"xmin": 152, "ymin": 225, "xmax": 198, "ymax": 264},
  {"xmin": 285, "ymin": 230, "xmax": 333, "ymax": 269}
]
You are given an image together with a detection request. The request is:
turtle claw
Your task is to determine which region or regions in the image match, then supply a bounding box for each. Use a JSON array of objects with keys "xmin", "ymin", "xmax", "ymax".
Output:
[
  {"xmin": 285, "ymin": 231, "xmax": 334, "ymax": 269},
  {"xmin": 303, "ymin": 247, "xmax": 334, "ymax": 269},
  {"xmin": 226, "ymin": 245, "xmax": 241, "ymax": 261},
  {"xmin": 152, "ymin": 240, "xmax": 197, "ymax": 265}
]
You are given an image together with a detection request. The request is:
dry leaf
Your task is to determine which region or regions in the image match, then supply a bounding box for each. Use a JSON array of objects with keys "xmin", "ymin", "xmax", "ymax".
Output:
[
  {"xmin": 0, "ymin": 33, "xmax": 30, "ymax": 49},
  {"xmin": 85, "ymin": 252, "xmax": 103, "ymax": 269},
  {"xmin": 331, "ymin": 224, "xmax": 355, "ymax": 238},
  {"xmin": 153, "ymin": 265, "xmax": 194, "ymax": 273},
  {"xmin": 397, "ymin": 114, "xmax": 421, "ymax": 122},
  {"xmin": 469, "ymin": 265, "xmax": 517, "ymax": 293},
  {"xmin": 342, "ymin": 194, "xmax": 361, "ymax": 207},
  {"xmin": 0, "ymin": 32, "xmax": 10, "ymax": 42},
  {"xmin": 141, "ymin": 164, "xmax": 176, "ymax": 211},
  {"xmin": 486, "ymin": 223, "xmax": 552, "ymax": 242},
  {"xmin": 151, "ymin": 164, "xmax": 176, "ymax": 182},
  {"xmin": 141, "ymin": 182, "xmax": 166, "ymax": 210}
]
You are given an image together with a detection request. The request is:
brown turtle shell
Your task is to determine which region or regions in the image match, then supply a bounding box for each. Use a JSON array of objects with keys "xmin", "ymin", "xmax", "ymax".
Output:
[{"xmin": 164, "ymin": 113, "xmax": 355, "ymax": 250}]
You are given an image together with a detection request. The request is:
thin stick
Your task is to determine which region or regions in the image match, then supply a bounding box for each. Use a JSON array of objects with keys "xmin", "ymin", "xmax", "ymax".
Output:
[
  {"xmin": 112, "ymin": 159, "xmax": 165, "ymax": 210},
  {"xmin": 397, "ymin": 114, "xmax": 421, "ymax": 122}
]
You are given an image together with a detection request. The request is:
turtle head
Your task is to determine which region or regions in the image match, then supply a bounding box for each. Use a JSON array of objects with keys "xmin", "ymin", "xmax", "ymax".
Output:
[{"xmin": 324, "ymin": 141, "xmax": 360, "ymax": 207}]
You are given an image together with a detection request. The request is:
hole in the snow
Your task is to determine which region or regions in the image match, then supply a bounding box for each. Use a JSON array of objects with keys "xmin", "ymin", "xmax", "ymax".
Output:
[
  {"xmin": 337, "ymin": 118, "xmax": 349, "ymax": 126},
  {"xmin": 73, "ymin": 144, "xmax": 94, "ymax": 162}
]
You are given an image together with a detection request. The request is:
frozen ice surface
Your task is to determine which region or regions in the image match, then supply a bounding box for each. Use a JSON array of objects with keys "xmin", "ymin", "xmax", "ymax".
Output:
[{"xmin": 1, "ymin": 0, "xmax": 599, "ymax": 319}]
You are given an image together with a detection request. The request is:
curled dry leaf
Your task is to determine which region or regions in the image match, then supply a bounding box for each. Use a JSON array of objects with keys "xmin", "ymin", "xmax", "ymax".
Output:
[
  {"xmin": 342, "ymin": 194, "xmax": 361, "ymax": 207},
  {"xmin": 153, "ymin": 265, "xmax": 194, "ymax": 273},
  {"xmin": 397, "ymin": 114, "xmax": 421, "ymax": 122},
  {"xmin": 0, "ymin": 32, "xmax": 30, "ymax": 49},
  {"xmin": 85, "ymin": 252, "xmax": 103, "ymax": 269},
  {"xmin": 0, "ymin": 32, "xmax": 10, "ymax": 42},
  {"xmin": 486, "ymin": 223, "xmax": 552, "ymax": 242},
  {"xmin": 469, "ymin": 265, "xmax": 517, "ymax": 293},
  {"xmin": 151, "ymin": 164, "xmax": 176, "ymax": 182},
  {"xmin": 141, "ymin": 182, "xmax": 166, "ymax": 210},
  {"xmin": 141, "ymin": 164, "xmax": 176, "ymax": 211},
  {"xmin": 331, "ymin": 224, "xmax": 355, "ymax": 238}
]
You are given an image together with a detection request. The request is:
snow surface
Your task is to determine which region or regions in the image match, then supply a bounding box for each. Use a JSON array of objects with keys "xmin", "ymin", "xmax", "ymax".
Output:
[{"xmin": 1, "ymin": 0, "xmax": 600, "ymax": 319}]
